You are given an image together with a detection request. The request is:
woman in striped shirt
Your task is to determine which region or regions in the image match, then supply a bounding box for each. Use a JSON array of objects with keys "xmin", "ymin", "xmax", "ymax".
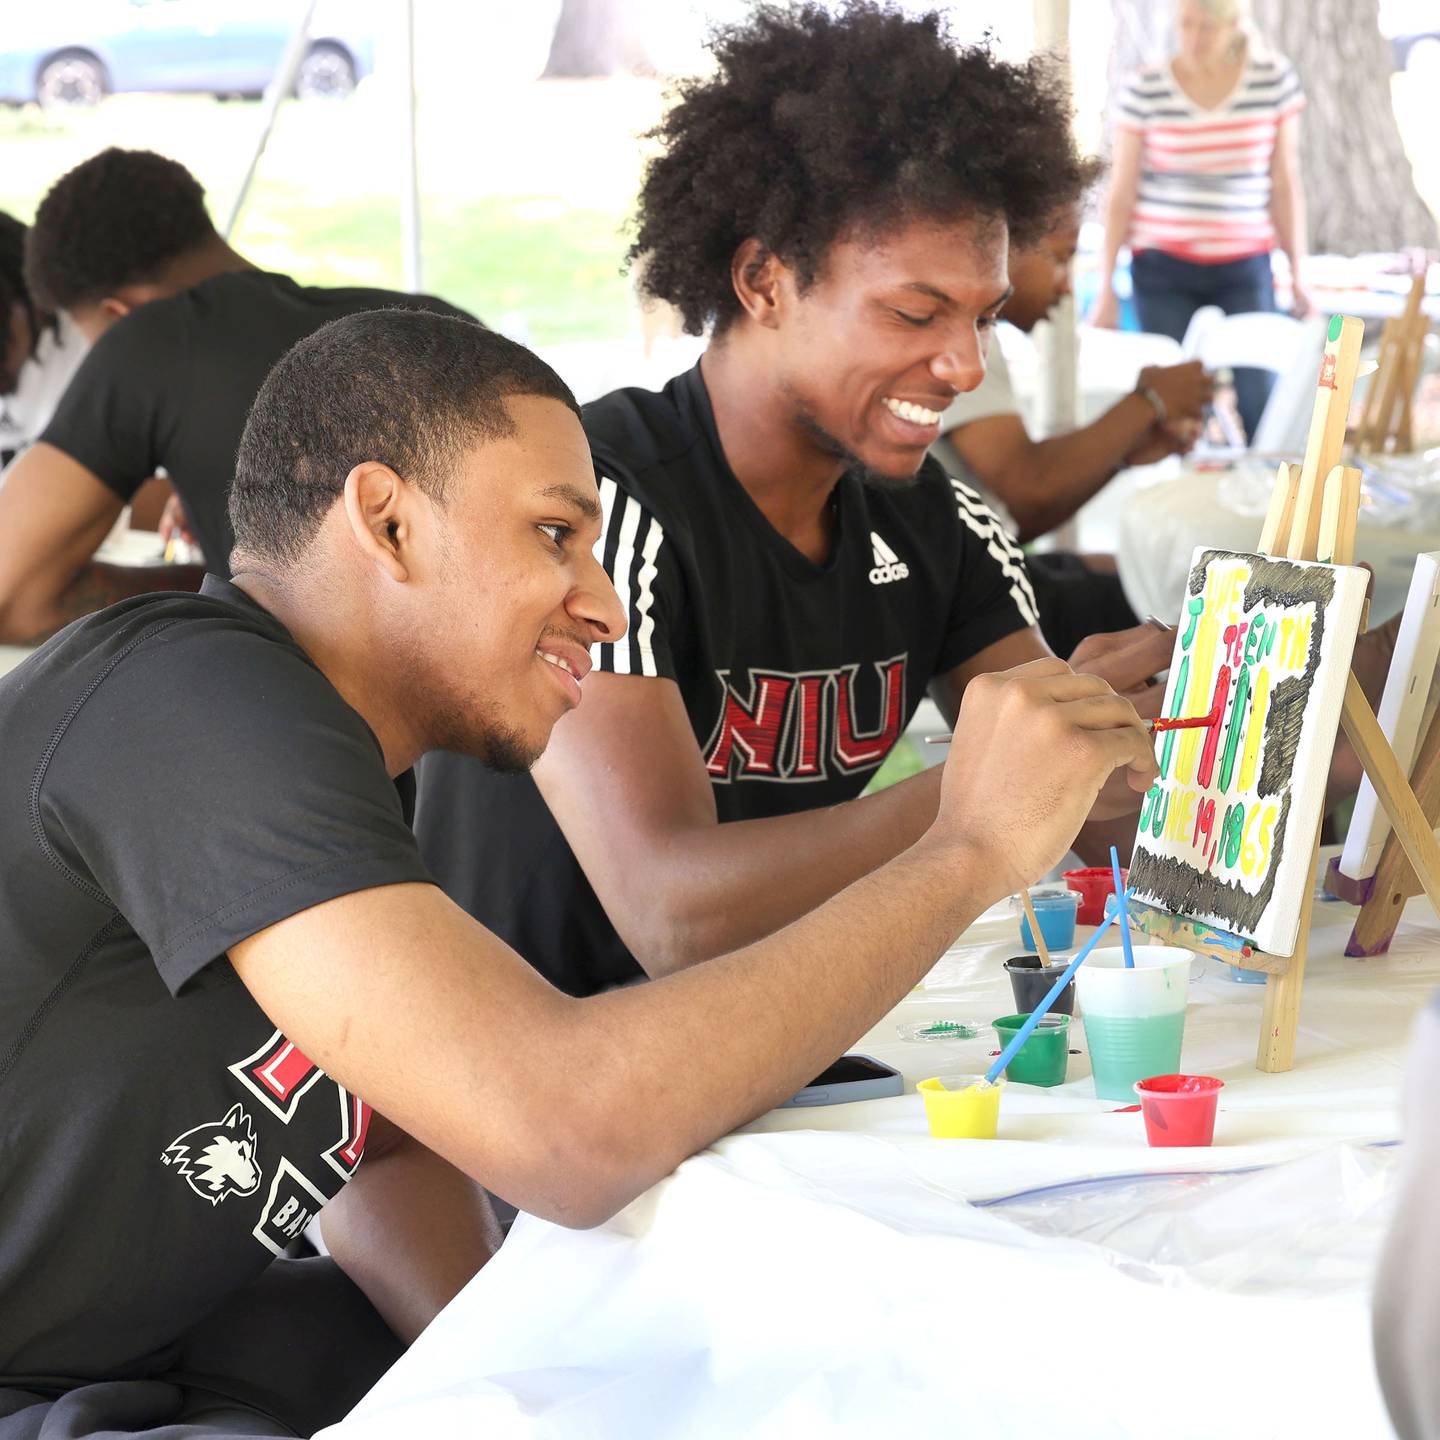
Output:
[{"xmin": 1091, "ymin": 0, "xmax": 1310, "ymax": 438}]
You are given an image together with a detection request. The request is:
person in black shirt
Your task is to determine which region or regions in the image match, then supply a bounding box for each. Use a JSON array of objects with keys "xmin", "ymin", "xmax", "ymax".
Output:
[
  {"xmin": 0, "ymin": 308, "xmax": 1154, "ymax": 1438},
  {"xmin": 0, "ymin": 148, "xmax": 470, "ymax": 643},
  {"xmin": 413, "ymin": 3, "xmax": 1174, "ymax": 997}
]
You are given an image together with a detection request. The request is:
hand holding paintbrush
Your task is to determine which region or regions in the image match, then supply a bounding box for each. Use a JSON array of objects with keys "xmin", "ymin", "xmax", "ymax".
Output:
[{"xmin": 928, "ymin": 705, "xmax": 1217, "ymax": 744}]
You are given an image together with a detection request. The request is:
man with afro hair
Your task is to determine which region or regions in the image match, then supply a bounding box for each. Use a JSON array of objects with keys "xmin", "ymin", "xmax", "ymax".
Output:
[
  {"xmin": 415, "ymin": 1, "xmax": 1173, "ymax": 997},
  {"xmin": 0, "ymin": 148, "xmax": 470, "ymax": 643}
]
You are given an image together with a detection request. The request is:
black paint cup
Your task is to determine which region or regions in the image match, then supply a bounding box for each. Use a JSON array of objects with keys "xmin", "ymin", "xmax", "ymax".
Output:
[{"xmin": 1003, "ymin": 955, "xmax": 1076, "ymax": 1016}]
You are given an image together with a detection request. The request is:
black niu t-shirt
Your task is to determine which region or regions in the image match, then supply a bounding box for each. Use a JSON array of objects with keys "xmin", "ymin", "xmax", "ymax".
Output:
[
  {"xmin": 39, "ymin": 271, "xmax": 472, "ymax": 572},
  {"xmin": 0, "ymin": 577, "xmax": 431, "ymax": 1397},
  {"xmin": 414, "ymin": 363, "xmax": 1037, "ymax": 996}
]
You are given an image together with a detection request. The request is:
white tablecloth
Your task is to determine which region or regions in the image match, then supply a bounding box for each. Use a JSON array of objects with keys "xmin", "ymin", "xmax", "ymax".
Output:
[
  {"xmin": 1114, "ymin": 459, "xmax": 1440, "ymax": 627},
  {"xmin": 321, "ymin": 878, "xmax": 1431, "ymax": 1440}
]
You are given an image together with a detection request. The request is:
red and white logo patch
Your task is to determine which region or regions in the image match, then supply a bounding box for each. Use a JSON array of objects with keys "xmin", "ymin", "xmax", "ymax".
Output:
[{"xmin": 228, "ymin": 1029, "xmax": 325, "ymax": 1123}]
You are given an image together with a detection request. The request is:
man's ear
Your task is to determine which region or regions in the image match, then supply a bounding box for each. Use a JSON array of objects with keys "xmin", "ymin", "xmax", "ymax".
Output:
[
  {"xmin": 97, "ymin": 296, "xmax": 133, "ymax": 324},
  {"xmin": 730, "ymin": 237, "xmax": 791, "ymax": 331},
  {"xmin": 341, "ymin": 462, "xmax": 411, "ymax": 584}
]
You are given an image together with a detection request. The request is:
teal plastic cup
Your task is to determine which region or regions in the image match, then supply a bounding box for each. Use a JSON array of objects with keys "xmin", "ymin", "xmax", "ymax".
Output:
[
  {"xmin": 1075, "ymin": 947, "xmax": 1192, "ymax": 1102},
  {"xmin": 990, "ymin": 1013, "xmax": 1071, "ymax": 1087}
]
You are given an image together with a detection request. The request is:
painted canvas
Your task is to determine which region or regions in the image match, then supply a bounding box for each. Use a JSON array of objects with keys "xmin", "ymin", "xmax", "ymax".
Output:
[{"xmin": 1129, "ymin": 547, "xmax": 1369, "ymax": 956}]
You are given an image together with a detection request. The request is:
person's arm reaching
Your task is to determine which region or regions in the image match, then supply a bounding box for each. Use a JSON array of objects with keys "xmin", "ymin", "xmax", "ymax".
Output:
[
  {"xmin": 317, "ymin": 1113, "xmax": 504, "ymax": 1343},
  {"xmin": 231, "ymin": 659, "xmax": 1157, "ymax": 1232},
  {"xmin": 531, "ymin": 669, "xmax": 945, "ymax": 974},
  {"xmin": 942, "ymin": 360, "xmax": 1210, "ymax": 542},
  {"xmin": 529, "ymin": 619, "xmax": 1172, "ymax": 977},
  {"xmin": 1090, "ymin": 126, "xmax": 1143, "ymax": 330},
  {"xmin": 0, "ymin": 442, "xmax": 202, "ymax": 643},
  {"xmin": 1270, "ymin": 111, "xmax": 1311, "ymax": 318}
]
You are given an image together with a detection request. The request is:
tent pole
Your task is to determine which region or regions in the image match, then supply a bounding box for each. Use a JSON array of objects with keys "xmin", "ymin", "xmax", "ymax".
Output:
[
  {"xmin": 398, "ymin": 0, "xmax": 422, "ymax": 293},
  {"xmin": 1031, "ymin": 0, "xmax": 1079, "ymax": 548},
  {"xmin": 224, "ymin": 0, "xmax": 318, "ymax": 241}
]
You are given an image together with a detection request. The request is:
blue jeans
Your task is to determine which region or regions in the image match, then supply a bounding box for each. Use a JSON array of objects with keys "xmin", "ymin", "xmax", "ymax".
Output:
[{"xmin": 1130, "ymin": 248, "xmax": 1277, "ymax": 441}]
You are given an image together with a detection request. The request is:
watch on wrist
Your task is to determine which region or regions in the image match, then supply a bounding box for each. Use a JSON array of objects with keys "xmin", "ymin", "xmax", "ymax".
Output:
[{"xmin": 1134, "ymin": 383, "xmax": 1167, "ymax": 426}]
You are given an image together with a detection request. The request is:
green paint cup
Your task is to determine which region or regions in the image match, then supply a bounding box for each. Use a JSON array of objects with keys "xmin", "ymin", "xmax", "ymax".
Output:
[{"xmin": 990, "ymin": 1013, "xmax": 1071, "ymax": 1087}]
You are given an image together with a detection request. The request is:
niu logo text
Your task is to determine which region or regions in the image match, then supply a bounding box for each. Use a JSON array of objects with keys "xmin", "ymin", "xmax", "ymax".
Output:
[{"xmin": 702, "ymin": 656, "xmax": 908, "ymax": 783}]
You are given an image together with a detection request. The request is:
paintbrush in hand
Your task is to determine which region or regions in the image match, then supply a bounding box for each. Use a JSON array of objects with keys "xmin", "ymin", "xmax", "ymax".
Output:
[{"xmin": 925, "ymin": 708, "xmax": 1217, "ymax": 746}]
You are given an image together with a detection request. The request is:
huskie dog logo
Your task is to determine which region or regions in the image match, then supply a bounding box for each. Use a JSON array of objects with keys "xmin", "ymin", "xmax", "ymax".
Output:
[{"xmin": 162, "ymin": 1103, "xmax": 263, "ymax": 1206}]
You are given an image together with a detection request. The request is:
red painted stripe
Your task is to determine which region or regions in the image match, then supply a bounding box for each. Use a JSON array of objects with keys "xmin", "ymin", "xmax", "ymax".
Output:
[{"xmin": 1196, "ymin": 667, "xmax": 1231, "ymax": 789}]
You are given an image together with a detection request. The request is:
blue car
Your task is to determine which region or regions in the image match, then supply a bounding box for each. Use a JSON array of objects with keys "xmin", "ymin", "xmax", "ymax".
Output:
[{"xmin": 0, "ymin": 0, "xmax": 375, "ymax": 107}]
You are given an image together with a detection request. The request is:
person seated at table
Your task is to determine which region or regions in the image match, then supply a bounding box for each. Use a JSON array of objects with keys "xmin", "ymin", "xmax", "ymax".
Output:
[
  {"xmin": 412, "ymin": 1, "xmax": 1175, "ymax": 999},
  {"xmin": 0, "ymin": 211, "xmax": 87, "ymax": 469},
  {"xmin": 932, "ymin": 194, "xmax": 1213, "ymax": 654},
  {"xmin": 0, "ymin": 148, "xmax": 471, "ymax": 645},
  {"xmin": 0, "ymin": 307, "xmax": 1155, "ymax": 1439}
]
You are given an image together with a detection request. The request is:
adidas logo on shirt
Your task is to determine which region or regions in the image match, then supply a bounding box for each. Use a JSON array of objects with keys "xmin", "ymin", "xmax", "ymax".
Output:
[{"xmin": 868, "ymin": 531, "xmax": 909, "ymax": 585}]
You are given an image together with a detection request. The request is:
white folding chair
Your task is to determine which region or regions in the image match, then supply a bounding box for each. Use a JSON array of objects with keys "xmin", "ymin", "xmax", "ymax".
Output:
[
  {"xmin": 1074, "ymin": 326, "xmax": 1186, "ymax": 425},
  {"xmin": 1249, "ymin": 315, "xmax": 1328, "ymax": 454},
  {"xmin": 1184, "ymin": 310, "xmax": 1307, "ymax": 375},
  {"xmin": 1179, "ymin": 309, "xmax": 1310, "ymax": 452}
]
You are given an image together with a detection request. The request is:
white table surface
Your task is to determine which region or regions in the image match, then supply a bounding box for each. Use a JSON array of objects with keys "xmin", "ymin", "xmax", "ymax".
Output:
[
  {"xmin": 1114, "ymin": 458, "xmax": 1440, "ymax": 627},
  {"xmin": 321, "ymin": 877, "xmax": 1429, "ymax": 1440}
]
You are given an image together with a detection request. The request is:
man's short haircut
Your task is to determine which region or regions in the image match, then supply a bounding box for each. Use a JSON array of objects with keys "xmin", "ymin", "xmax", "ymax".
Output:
[
  {"xmin": 24, "ymin": 148, "xmax": 217, "ymax": 313},
  {"xmin": 633, "ymin": 1, "xmax": 1101, "ymax": 335},
  {"xmin": 231, "ymin": 309, "xmax": 581, "ymax": 566}
]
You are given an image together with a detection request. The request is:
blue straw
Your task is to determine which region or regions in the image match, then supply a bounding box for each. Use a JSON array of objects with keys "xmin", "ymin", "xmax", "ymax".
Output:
[
  {"xmin": 984, "ymin": 904, "xmax": 1121, "ymax": 1086},
  {"xmin": 1110, "ymin": 845, "xmax": 1136, "ymax": 968}
]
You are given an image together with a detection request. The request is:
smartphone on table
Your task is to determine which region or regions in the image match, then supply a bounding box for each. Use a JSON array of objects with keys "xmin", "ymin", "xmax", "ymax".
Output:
[{"xmin": 778, "ymin": 1053, "xmax": 904, "ymax": 1108}]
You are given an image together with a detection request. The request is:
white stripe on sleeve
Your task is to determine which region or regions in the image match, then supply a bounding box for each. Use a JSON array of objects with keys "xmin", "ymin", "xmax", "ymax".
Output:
[
  {"xmin": 632, "ymin": 515, "xmax": 666, "ymax": 679},
  {"xmin": 595, "ymin": 475, "xmax": 619, "ymax": 563},
  {"xmin": 950, "ymin": 477, "xmax": 1040, "ymax": 629},
  {"xmin": 607, "ymin": 495, "xmax": 643, "ymax": 674}
]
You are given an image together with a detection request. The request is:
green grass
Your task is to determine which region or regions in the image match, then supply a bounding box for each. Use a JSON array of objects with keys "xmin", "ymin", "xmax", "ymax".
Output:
[
  {"xmin": 237, "ymin": 185, "xmax": 636, "ymax": 344},
  {"xmin": 0, "ymin": 91, "xmax": 644, "ymax": 346},
  {"xmin": 863, "ymin": 736, "xmax": 927, "ymax": 795}
]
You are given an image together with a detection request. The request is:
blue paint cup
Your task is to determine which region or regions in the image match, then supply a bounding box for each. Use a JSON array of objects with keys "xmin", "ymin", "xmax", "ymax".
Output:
[
  {"xmin": 1226, "ymin": 963, "xmax": 1267, "ymax": 985},
  {"xmin": 1015, "ymin": 887, "xmax": 1079, "ymax": 953}
]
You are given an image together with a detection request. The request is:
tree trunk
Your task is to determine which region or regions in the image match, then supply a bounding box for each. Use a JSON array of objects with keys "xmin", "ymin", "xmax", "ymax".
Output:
[
  {"xmin": 1251, "ymin": 0, "xmax": 1435, "ymax": 253},
  {"xmin": 1107, "ymin": 0, "xmax": 1437, "ymax": 254},
  {"xmin": 542, "ymin": 0, "xmax": 651, "ymax": 79}
]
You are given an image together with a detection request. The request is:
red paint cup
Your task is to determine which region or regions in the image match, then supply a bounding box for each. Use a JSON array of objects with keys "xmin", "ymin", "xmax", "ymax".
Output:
[
  {"xmin": 1062, "ymin": 866, "xmax": 1125, "ymax": 926},
  {"xmin": 1133, "ymin": 1074, "xmax": 1224, "ymax": 1147}
]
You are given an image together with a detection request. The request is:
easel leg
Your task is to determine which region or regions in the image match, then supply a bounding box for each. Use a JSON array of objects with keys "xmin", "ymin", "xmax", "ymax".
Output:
[
  {"xmin": 1341, "ymin": 676, "xmax": 1440, "ymax": 920},
  {"xmin": 1346, "ymin": 694, "xmax": 1440, "ymax": 955},
  {"xmin": 1257, "ymin": 827, "xmax": 1321, "ymax": 1072}
]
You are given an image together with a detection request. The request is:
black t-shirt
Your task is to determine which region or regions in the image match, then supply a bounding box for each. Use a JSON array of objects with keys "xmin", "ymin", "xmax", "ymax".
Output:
[
  {"xmin": 39, "ymin": 271, "xmax": 472, "ymax": 572},
  {"xmin": 414, "ymin": 363, "xmax": 1037, "ymax": 996},
  {"xmin": 0, "ymin": 577, "xmax": 431, "ymax": 1394}
]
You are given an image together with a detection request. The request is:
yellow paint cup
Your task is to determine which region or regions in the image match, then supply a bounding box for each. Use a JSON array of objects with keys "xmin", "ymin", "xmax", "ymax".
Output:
[{"xmin": 917, "ymin": 1075, "xmax": 1004, "ymax": 1139}]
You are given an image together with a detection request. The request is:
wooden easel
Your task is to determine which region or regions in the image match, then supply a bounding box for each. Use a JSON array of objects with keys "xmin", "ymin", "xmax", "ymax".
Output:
[
  {"xmin": 1138, "ymin": 315, "xmax": 1440, "ymax": 1072},
  {"xmin": 1331, "ymin": 692, "xmax": 1440, "ymax": 957},
  {"xmin": 1355, "ymin": 270, "xmax": 1430, "ymax": 455}
]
